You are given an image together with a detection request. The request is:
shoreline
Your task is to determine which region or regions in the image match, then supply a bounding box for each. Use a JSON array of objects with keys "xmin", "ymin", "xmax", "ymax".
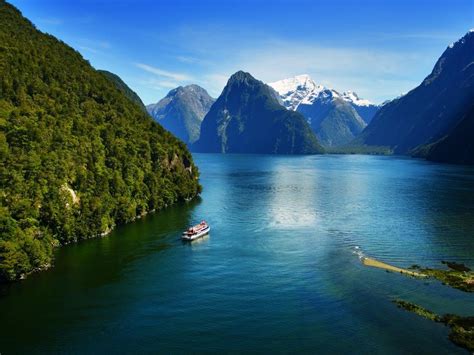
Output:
[{"xmin": 361, "ymin": 257, "xmax": 426, "ymax": 277}]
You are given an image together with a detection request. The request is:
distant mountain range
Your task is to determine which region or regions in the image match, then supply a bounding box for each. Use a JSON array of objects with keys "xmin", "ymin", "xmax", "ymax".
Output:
[
  {"xmin": 269, "ymin": 75, "xmax": 378, "ymax": 147},
  {"xmin": 193, "ymin": 71, "xmax": 324, "ymax": 154},
  {"xmin": 118, "ymin": 29, "xmax": 473, "ymax": 164},
  {"xmin": 147, "ymin": 85, "xmax": 215, "ymax": 145},
  {"xmin": 357, "ymin": 29, "xmax": 474, "ymax": 162}
]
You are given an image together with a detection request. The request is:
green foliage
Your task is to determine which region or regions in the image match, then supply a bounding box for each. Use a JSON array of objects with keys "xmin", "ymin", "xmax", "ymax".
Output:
[
  {"xmin": 393, "ymin": 300, "xmax": 440, "ymax": 322},
  {"xmin": 98, "ymin": 70, "xmax": 147, "ymax": 111},
  {"xmin": 0, "ymin": 1, "xmax": 201, "ymax": 281},
  {"xmin": 394, "ymin": 299, "xmax": 474, "ymax": 352}
]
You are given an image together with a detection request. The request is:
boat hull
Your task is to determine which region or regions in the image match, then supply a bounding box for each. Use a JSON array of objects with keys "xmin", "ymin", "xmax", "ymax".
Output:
[{"xmin": 181, "ymin": 226, "xmax": 210, "ymax": 241}]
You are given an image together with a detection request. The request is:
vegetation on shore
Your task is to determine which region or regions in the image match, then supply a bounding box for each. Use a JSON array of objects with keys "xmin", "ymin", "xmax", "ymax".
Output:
[
  {"xmin": 361, "ymin": 255, "xmax": 473, "ymax": 292},
  {"xmin": 0, "ymin": 1, "xmax": 201, "ymax": 282},
  {"xmin": 410, "ymin": 261, "xmax": 474, "ymax": 293},
  {"xmin": 360, "ymin": 255, "xmax": 474, "ymax": 350},
  {"xmin": 394, "ymin": 300, "xmax": 474, "ymax": 352}
]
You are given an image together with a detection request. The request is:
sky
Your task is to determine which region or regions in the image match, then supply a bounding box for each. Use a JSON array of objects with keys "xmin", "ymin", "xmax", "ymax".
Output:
[{"xmin": 9, "ymin": 0, "xmax": 474, "ymax": 105}]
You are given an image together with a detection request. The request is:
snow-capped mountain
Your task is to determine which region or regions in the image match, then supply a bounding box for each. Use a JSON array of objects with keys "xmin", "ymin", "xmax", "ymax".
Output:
[
  {"xmin": 268, "ymin": 75, "xmax": 378, "ymax": 147},
  {"xmin": 269, "ymin": 75, "xmax": 378, "ymax": 124},
  {"xmin": 341, "ymin": 91, "xmax": 373, "ymax": 107},
  {"xmin": 269, "ymin": 74, "xmax": 324, "ymax": 110}
]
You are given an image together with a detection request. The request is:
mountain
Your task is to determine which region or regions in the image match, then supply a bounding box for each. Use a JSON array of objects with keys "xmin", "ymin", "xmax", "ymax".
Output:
[
  {"xmin": 147, "ymin": 85, "xmax": 214, "ymax": 145},
  {"xmin": 420, "ymin": 104, "xmax": 474, "ymax": 164},
  {"xmin": 98, "ymin": 70, "xmax": 147, "ymax": 111},
  {"xmin": 269, "ymin": 74, "xmax": 324, "ymax": 111},
  {"xmin": 357, "ymin": 30, "xmax": 474, "ymax": 155},
  {"xmin": 269, "ymin": 75, "xmax": 373, "ymax": 147},
  {"xmin": 0, "ymin": 2, "xmax": 201, "ymax": 281},
  {"xmin": 193, "ymin": 71, "xmax": 324, "ymax": 154},
  {"xmin": 340, "ymin": 91, "xmax": 379, "ymax": 124},
  {"xmin": 297, "ymin": 90, "xmax": 367, "ymax": 147}
]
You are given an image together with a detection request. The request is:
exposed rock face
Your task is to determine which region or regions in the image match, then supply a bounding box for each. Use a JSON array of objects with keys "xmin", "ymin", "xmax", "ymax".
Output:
[
  {"xmin": 269, "ymin": 75, "xmax": 376, "ymax": 147},
  {"xmin": 193, "ymin": 71, "xmax": 324, "ymax": 154},
  {"xmin": 357, "ymin": 30, "xmax": 474, "ymax": 155},
  {"xmin": 147, "ymin": 85, "xmax": 215, "ymax": 145}
]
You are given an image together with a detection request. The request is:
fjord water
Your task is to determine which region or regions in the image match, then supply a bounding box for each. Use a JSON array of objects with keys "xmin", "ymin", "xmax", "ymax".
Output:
[{"xmin": 1, "ymin": 154, "xmax": 474, "ymax": 353}]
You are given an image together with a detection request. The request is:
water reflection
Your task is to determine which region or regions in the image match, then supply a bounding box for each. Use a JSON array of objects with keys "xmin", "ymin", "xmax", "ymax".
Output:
[
  {"xmin": 1, "ymin": 154, "xmax": 473, "ymax": 354},
  {"xmin": 268, "ymin": 158, "xmax": 319, "ymax": 229}
]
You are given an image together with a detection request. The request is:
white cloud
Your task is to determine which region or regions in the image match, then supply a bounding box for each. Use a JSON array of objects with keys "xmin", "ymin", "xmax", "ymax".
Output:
[
  {"xmin": 194, "ymin": 40, "xmax": 433, "ymax": 103},
  {"xmin": 139, "ymin": 77, "xmax": 180, "ymax": 90},
  {"xmin": 176, "ymin": 56, "xmax": 198, "ymax": 64},
  {"xmin": 135, "ymin": 63, "xmax": 193, "ymax": 82},
  {"xmin": 77, "ymin": 45, "xmax": 99, "ymax": 54},
  {"xmin": 37, "ymin": 17, "xmax": 63, "ymax": 26},
  {"xmin": 198, "ymin": 73, "xmax": 229, "ymax": 97}
]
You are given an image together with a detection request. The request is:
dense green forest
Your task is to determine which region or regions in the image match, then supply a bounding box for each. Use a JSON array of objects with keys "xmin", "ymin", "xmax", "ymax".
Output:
[
  {"xmin": 0, "ymin": 1, "xmax": 201, "ymax": 281},
  {"xmin": 98, "ymin": 70, "xmax": 147, "ymax": 111}
]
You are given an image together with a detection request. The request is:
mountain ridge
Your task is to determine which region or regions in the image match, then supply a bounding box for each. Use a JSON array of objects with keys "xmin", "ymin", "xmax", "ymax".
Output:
[
  {"xmin": 269, "ymin": 75, "xmax": 375, "ymax": 147},
  {"xmin": 193, "ymin": 71, "xmax": 324, "ymax": 154},
  {"xmin": 147, "ymin": 84, "xmax": 214, "ymax": 145},
  {"xmin": 357, "ymin": 30, "xmax": 474, "ymax": 156}
]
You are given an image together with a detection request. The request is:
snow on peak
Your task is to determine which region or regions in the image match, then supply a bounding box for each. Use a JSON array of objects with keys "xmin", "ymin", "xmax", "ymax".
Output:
[
  {"xmin": 448, "ymin": 29, "xmax": 474, "ymax": 49},
  {"xmin": 269, "ymin": 74, "xmax": 325, "ymax": 110},
  {"xmin": 269, "ymin": 75, "xmax": 374, "ymax": 110},
  {"xmin": 341, "ymin": 91, "xmax": 374, "ymax": 107},
  {"xmin": 269, "ymin": 74, "xmax": 316, "ymax": 95}
]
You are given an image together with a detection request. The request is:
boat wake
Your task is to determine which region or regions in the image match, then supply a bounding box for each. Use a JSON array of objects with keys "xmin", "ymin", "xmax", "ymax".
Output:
[{"xmin": 351, "ymin": 245, "xmax": 366, "ymax": 261}]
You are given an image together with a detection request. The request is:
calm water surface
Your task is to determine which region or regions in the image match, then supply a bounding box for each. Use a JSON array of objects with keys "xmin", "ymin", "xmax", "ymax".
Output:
[{"xmin": 1, "ymin": 154, "xmax": 474, "ymax": 354}]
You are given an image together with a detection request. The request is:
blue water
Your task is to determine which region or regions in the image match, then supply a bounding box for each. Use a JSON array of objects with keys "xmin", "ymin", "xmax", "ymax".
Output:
[{"xmin": 1, "ymin": 154, "xmax": 473, "ymax": 354}]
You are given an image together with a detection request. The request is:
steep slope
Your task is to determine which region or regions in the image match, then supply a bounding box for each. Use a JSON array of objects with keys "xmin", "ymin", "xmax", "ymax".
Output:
[
  {"xmin": 193, "ymin": 71, "xmax": 324, "ymax": 154},
  {"xmin": 423, "ymin": 104, "xmax": 474, "ymax": 164},
  {"xmin": 297, "ymin": 91, "xmax": 367, "ymax": 147},
  {"xmin": 269, "ymin": 74, "xmax": 323, "ymax": 110},
  {"xmin": 0, "ymin": 2, "xmax": 201, "ymax": 281},
  {"xmin": 340, "ymin": 91, "xmax": 379, "ymax": 124},
  {"xmin": 269, "ymin": 75, "xmax": 369, "ymax": 147},
  {"xmin": 98, "ymin": 70, "xmax": 146, "ymax": 111},
  {"xmin": 147, "ymin": 85, "xmax": 214, "ymax": 145},
  {"xmin": 358, "ymin": 30, "xmax": 474, "ymax": 154}
]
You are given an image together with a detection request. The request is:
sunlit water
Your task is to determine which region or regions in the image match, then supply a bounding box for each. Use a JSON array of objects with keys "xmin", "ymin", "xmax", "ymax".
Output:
[{"xmin": 1, "ymin": 154, "xmax": 474, "ymax": 354}]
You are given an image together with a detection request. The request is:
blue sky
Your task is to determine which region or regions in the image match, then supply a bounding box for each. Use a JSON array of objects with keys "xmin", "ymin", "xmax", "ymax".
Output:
[{"xmin": 10, "ymin": 0, "xmax": 474, "ymax": 104}]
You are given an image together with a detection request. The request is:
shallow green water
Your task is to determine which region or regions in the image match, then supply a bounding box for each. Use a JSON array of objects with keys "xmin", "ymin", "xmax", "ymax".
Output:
[{"xmin": 1, "ymin": 154, "xmax": 474, "ymax": 354}]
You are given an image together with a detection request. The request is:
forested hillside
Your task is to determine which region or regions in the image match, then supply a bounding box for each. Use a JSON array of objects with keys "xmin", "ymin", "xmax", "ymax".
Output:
[
  {"xmin": 0, "ymin": 1, "xmax": 201, "ymax": 281},
  {"xmin": 98, "ymin": 70, "xmax": 147, "ymax": 111}
]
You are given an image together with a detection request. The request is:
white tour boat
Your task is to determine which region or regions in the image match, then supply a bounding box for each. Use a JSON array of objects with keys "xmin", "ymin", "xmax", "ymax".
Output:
[{"xmin": 181, "ymin": 221, "xmax": 210, "ymax": 241}]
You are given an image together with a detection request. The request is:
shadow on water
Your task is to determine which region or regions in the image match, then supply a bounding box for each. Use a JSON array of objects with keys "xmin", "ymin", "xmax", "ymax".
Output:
[
  {"xmin": 2, "ymin": 197, "xmax": 202, "ymax": 294},
  {"xmin": 0, "ymin": 198, "xmax": 202, "ymax": 351},
  {"xmin": 1, "ymin": 154, "xmax": 474, "ymax": 354}
]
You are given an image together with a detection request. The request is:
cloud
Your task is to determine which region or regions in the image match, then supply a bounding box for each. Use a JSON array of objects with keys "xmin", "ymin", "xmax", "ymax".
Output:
[
  {"xmin": 77, "ymin": 46, "xmax": 99, "ymax": 54},
  {"xmin": 135, "ymin": 63, "xmax": 193, "ymax": 81},
  {"xmin": 37, "ymin": 17, "xmax": 63, "ymax": 26},
  {"xmin": 198, "ymin": 73, "xmax": 229, "ymax": 97},
  {"xmin": 191, "ymin": 39, "xmax": 434, "ymax": 103},
  {"xmin": 152, "ymin": 22, "xmax": 442, "ymax": 103},
  {"xmin": 74, "ymin": 38, "xmax": 112, "ymax": 56},
  {"xmin": 176, "ymin": 56, "xmax": 198, "ymax": 64}
]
